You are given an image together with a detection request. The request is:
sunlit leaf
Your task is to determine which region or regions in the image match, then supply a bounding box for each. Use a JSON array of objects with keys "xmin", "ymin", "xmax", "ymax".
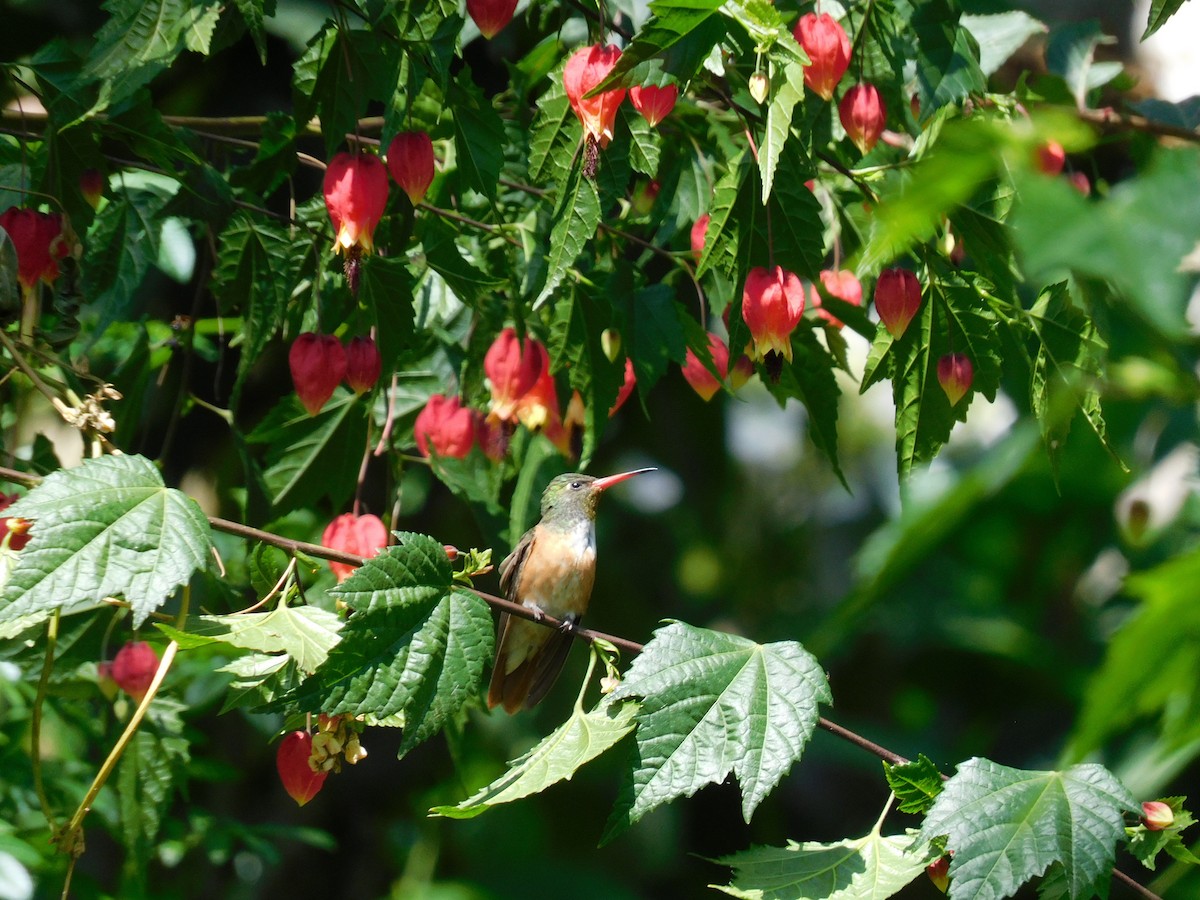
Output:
[{"xmin": 883, "ymin": 754, "xmax": 944, "ymax": 815}]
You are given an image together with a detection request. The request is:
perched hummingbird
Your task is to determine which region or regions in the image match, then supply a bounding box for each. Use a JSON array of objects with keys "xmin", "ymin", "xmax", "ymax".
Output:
[{"xmin": 487, "ymin": 468, "xmax": 654, "ymax": 713}]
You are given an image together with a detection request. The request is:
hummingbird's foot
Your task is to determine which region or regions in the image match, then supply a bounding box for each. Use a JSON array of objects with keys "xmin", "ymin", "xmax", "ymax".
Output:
[
  {"xmin": 557, "ymin": 614, "xmax": 580, "ymax": 635},
  {"xmin": 526, "ymin": 603, "xmax": 548, "ymax": 623}
]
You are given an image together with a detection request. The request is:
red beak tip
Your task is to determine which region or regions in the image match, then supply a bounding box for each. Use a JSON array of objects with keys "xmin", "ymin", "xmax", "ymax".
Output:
[{"xmin": 593, "ymin": 467, "xmax": 656, "ymax": 491}]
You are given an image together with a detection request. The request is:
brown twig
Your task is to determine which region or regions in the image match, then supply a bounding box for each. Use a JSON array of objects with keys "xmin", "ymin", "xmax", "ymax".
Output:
[{"xmin": 1077, "ymin": 106, "xmax": 1200, "ymax": 145}]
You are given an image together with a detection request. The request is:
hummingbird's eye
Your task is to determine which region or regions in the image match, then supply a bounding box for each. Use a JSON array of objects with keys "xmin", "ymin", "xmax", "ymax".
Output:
[{"xmin": 570, "ymin": 481, "xmax": 583, "ymax": 490}]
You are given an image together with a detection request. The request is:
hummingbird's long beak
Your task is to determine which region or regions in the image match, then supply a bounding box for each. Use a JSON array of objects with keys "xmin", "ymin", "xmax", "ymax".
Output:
[{"xmin": 592, "ymin": 467, "xmax": 656, "ymax": 492}]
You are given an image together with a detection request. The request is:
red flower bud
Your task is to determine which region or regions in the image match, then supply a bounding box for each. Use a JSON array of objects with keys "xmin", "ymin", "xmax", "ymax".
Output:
[
  {"xmin": 1035, "ymin": 140, "xmax": 1066, "ymax": 175},
  {"xmin": 322, "ymin": 512, "xmax": 389, "ymax": 583},
  {"xmin": 0, "ymin": 207, "xmax": 68, "ymax": 292},
  {"xmin": 609, "ymin": 358, "xmax": 637, "ymax": 416},
  {"xmin": 810, "ymin": 269, "xmax": 862, "ymax": 329},
  {"xmin": 323, "ymin": 152, "xmax": 388, "ymax": 254},
  {"xmin": 1142, "ymin": 801, "xmax": 1174, "ymax": 831},
  {"xmin": 414, "ymin": 394, "xmax": 478, "ymax": 460},
  {"xmin": 682, "ymin": 333, "xmax": 729, "ymax": 401},
  {"xmin": 839, "ymin": 83, "xmax": 886, "ymax": 153},
  {"xmin": 344, "ymin": 336, "xmax": 381, "ymax": 393},
  {"xmin": 80, "ymin": 169, "xmax": 105, "ymax": 210},
  {"xmin": 0, "ymin": 493, "xmax": 30, "ymax": 552},
  {"xmin": 289, "ymin": 333, "xmax": 347, "ymax": 415},
  {"xmin": 387, "ymin": 132, "xmax": 435, "ymax": 206},
  {"xmin": 926, "ymin": 856, "xmax": 950, "ymax": 893},
  {"xmin": 742, "ymin": 265, "xmax": 805, "ymax": 362},
  {"xmin": 485, "ymin": 327, "xmax": 547, "ymax": 423},
  {"xmin": 277, "ymin": 731, "xmax": 327, "ymax": 806},
  {"xmin": 563, "ymin": 45, "xmax": 626, "ymax": 149},
  {"xmin": 630, "ymin": 84, "xmax": 677, "ymax": 127},
  {"xmin": 794, "ymin": 13, "xmax": 850, "ymax": 101},
  {"xmin": 874, "ymin": 268, "xmax": 922, "ymax": 339},
  {"xmin": 691, "ymin": 213, "xmax": 710, "ymax": 262},
  {"xmin": 111, "ymin": 641, "xmax": 159, "ymax": 702},
  {"xmin": 631, "ymin": 179, "xmax": 661, "ymax": 216},
  {"xmin": 466, "ymin": 0, "xmax": 518, "ymax": 39},
  {"xmin": 1069, "ymin": 171, "xmax": 1092, "ymax": 196},
  {"xmin": 937, "ymin": 353, "xmax": 973, "ymax": 405}
]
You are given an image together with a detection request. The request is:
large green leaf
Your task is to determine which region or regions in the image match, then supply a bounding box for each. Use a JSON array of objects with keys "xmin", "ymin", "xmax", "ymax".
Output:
[
  {"xmin": 535, "ymin": 161, "xmax": 601, "ymax": 307},
  {"xmin": 283, "ymin": 533, "xmax": 494, "ymax": 756},
  {"xmin": 592, "ymin": 0, "xmax": 726, "ymax": 90},
  {"xmin": 450, "ymin": 70, "xmax": 505, "ymax": 201},
  {"xmin": 960, "ymin": 11, "xmax": 1046, "ymax": 77},
  {"xmin": 360, "ymin": 253, "xmax": 417, "ymax": 374},
  {"xmin": 82, "ymin": 183, "xmax": 172, "ymax": 322},
  {"xmin": 1142, "ymin": 0, "xmax": 1188, "ymax": 39},
  {"xmin": 696, "ymin": 151, "xmax": 755, "ymax": 282},
  {"xmin": 603, "ymin": 622, "xmax": 831, "ymax": 841},
  {"xmin": 759, "ymin": 49, "xmax": 807, "ymax": 204},
  {"xmin": 911, "ymin": 0, "xmax": 985, "ymax": 117},
  {"xmin": 621, "ymin": 283, "xmax": 688, "ymax": 399},
  {"xmin": 0, "ymin": 455, "xmax": 212, "ymax": 629},
  {"xmin": 919, "ymin": 758, "xmax": 1137, "ymax": 900},
  {"xmin": 117, "ymin": 699, "xmax": 190, "ymax": 871},
  {"xmin": 431, "ymin": 700, "xmax": 638, "ymax": 819},
  {"xmin": 527, "ymin": 73, "xmax": 578, "ymax": 189}
]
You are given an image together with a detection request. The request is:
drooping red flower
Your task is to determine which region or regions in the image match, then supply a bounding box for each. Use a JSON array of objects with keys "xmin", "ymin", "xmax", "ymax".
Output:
[
  {"xmin": 874, "ymin": 268, "xmax": 922, "ymax": 339},
  {"xmin": 729, "ymin": 354, "xmax": 755, "ymax": 391},
  {"xmin": 937, "ymin": 353, "xmax": 973, "ymax": 406},
  {"xmin": 691, "ymin": 213, "xmax": 711, "ymax": 262},
  {"xmin": 80, "ymin": 169, "xmax": 105, "ymax": 210},
  {"xmin": 1069, "ymin": 171, "xmax": 1092, "ymax": 196},
  {"xmin": 563, "ymin": 45, "xmax": 627, "ymax": 149},
  {"xmin": 926, "ymin": 856, "xmax": 951, "ymax": 893},
  {"xmin": 1035, "ymin": 140, "xmax": 1066, "ymax": 175},
  {"xmin": 344, "ymin": 336, "xmax": 381, "ymax": 394},
  {"xmin": 742, "ymin": 265, "xmax": 806, "ymax": 362},
  {"xmin": 414, "ymin": 394, "xmax": 478, "ymax": 460},
  {"xmin": 277, "ymin": 731, "xmax": 328, "ymax": 806},
  {"xmin": 111, "ymin": 641, "xmax": 159, "ymax": 702},
  {"xmin": 485, "ymin": 327, "xmax": 547, "ymax": 423},
  {"xmin": 810, "ymin": 269, "xmax": 863, "ymax": 329},
  {"xmin": 794, "ymin": 13, "xmax": 851, "ymax": 101},
  {"xmin": 609, "ymin": 358, "xmax": 636, "ymax": 416},
  {"xmin": 322, "ymin": 513, "xmax": 389, "ymax": 583},
  {"xmin": 0, "ymin": 493, "xmax": 30, "ymax": 552},
  {"xmin": 516, "ymin": 365, "xmax": 561, "ymax": 432},
  {"xmin": 839, "ymin": 83, "xmax": 886, "ymax": 153},
  {"xmin": 0, "ymin": 207, "xmax": 68, "ymax": 291},
  {"xmin": 289, "ymin": 333, "xmax": 348, "ymax": 415},
  {"xmin": 682, "ymin": 333, "xmax": 729, "ymax": 402},
  {"xmin": 386, "ymin": 132, "xmax": 435, "ymax": 206},
  {"xmin": 323, "ymin": 152, "xmax": 389, "ymax": 254},
  {"xmin": 466, "ymin": 0, "xmax": 518, "ymax": 39},
  {"xmin": 629, "ymin": 84, "xmax": 677, "ymax": 128}
]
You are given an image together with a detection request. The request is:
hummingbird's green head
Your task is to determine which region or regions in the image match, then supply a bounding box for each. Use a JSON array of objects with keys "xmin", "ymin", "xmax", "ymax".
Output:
[{"xmin": 538, "ymin": 469, "xmax": 655, "ymax": 524}]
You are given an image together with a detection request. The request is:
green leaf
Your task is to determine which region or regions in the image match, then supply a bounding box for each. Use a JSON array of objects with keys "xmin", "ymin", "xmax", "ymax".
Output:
[
  {"xmin": 762, "ymin": 328, "xmax": 845, "ymax": 484},
  {"xmin": 883, "ymin": 754, "xmax": 945, "ymax": 814},
  {"xmin": 625, "ymin": 107, "xmax": 662, "ymax": 178},
  {"xmin": 536, "ymin": 162, "xmax": 601, "ymax": 307},
  {"xmin": 696, "ymin": 151, "xmax": 755, "ymax": 282},
  {"xmin": 549, "ymin": 286, "xmax": 622, "ymax": 464},
  {"xmin": 766, "ymin": 147, "xmax": 823, "ymax": 278},
  {"xmin": 714, "ymin": 828, "xmax": 936, "ymax": 900},
  {"xmin": 960, "ymin": 12, "xmax": 1047, "ymax": 77},
  {"xmin": 622, "ymin": 284, "xmax": 688, "ymax": 399},
  {"xmin": 528, "ymin": 74, "xmax": 577, "ymax": 188},
  {"xmin": 423, "ymin": 218, "xmax": 505, "ymax": 309},
  {"xmin": 603, "ymin": 622, "xmax": 831, "ymax": 841},
  {"xmin": 919, "ymin": 758, "xmax": 1137, "ymax": 900},
  {"xmin": 759, "ymin": 51, "xmax": 806, "ymax": 204},
  {"xmin": 593, "ymin": 0, "xmax": 726, "ymax": 89},
  {"xmin": 118, "ymin": 700, "xmax": 189, "ymax": 870},
  {"xmin": 1013, "ymin": 147, "xmax": 1200, "ymax": 338},
  {"xmin": 82, "ymin": 183, "xmax": 171, "ymax": 321},
  {"xmin": 284, "ymin": 534, "xmax": 494, "ymax": 755},
  {"xmin": 310, "ymin": 30, "xmax": 401, "ymax": 156},
  {"xmin": 0, "ymin": 455, "xmax": 212, "ymax": 629},
  {"xmin": 158, "ymin": 602, "xmax": 343, "ymax": 675},
  {"xmin": 1143, "ymin": 0, "xmax": 1189, "ymax": 39},
  {"xmin": 450, "ymin": 70, "xmax": 505, "ymax": 200},
  {"xmin": 232, "ymin": 0, "xmax": 273, "ymax": 63},
  {"xmin": 1126, "ymin": 797, "xmax": 1200, "ymax": 871},
  {"xmin": 431, "ymin": 700, "xmax": 638, "ymax": 818},
  {"xmin": 85, "ymin": 0, "xmax": 200, "ymax": 104},
  {"xmin": 1045, "ymin": 21, "xmax": 1122, "ymax": 108},
  {"xmin": 360, "ymin": 253, "xmax": 416, "ymax": 374},
  {"xmin": 911, "ymin": 0, "xmax": 985, "ymax": 116},
  {"xmin": 247, "ymin": 392, "xmax": 370, "ymax": 515}
]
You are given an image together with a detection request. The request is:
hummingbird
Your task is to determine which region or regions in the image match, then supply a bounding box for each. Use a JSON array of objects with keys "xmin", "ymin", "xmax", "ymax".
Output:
[{"xmin": 487, "ymin": 468, "xmax": 654, "ymax": 713}]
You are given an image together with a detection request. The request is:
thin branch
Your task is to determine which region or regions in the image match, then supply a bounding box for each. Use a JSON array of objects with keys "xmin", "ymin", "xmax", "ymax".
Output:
[{"xmin": 1077, "ymin": 106, "xmax": 1200, "ymax": 145}]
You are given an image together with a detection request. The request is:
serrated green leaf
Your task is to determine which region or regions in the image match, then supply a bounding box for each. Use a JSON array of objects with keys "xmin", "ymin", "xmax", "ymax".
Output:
[
  {"xmin": 912, "ymin": 0, "xmax": 985, "ymax": 116},
  {"xmin": 549, "ymin": 286, "xmax": 621, "ymax": 464},
  {"xmin": 1126, "ymin": 797, "xmax": 1200, "ymax": 871},
  {"xmin": 247, "ymin": 392, "xmax": 370, "ymax": 514},
  {"xmin": 360, "ymin": 253, "xmax": 416, "ymax": 374},
  {"xmin": 431, "ymin": 700, "xmax": 638, "ymax": 818},
  {"xmin": 423, "ymin": 218, "xmax": 505, "ymax": 308},
  {"xmin": 920, "ymin": 758, "xmax": 1137, "ymax": 900},
  {"xmin": 85, "ymin": 0, "xmax": 196, "ymax": 103},
  {"xmin": 766, "ymin": 148, "xmax": 823, "ymax": 278},
  {"xmin": 528, "ymin": 75, "xmax": 577, "ymax": 188},
  {"xmin": 118, "ymin": 699, "xmax": 189, "ymax": 870},
  {"xmin": 696, "ymin": 151, "xmax": 755, "ymax": 282},
  {"xmin": 450, "ymin": 70, "xmax": 504, "ymax": 200},
  {"xmin": 884, "ymin": 754, "xmax": 945, "ymax": 814},
  {"xmin": 759, "ymin": 52, "xmax": 806, "ymax": 203},
  {"xmin": 1143, "ymin": 0, "xmax": 1188, "ymax": 39},
  {"xmin": 625, "ymin": 107, "xmax": 662, "ymax": 178},
  {"xmin": 1045, "ymin": 21, "xmax": 1121, "ymax": 108},
  {"xmin": 714, "ymin": 828, "xmax": 936, "ymax": 900},
  {"xmin": 284, "ymin": 534, "xmax": 494, "ymax": 755},
  {"xmin": 592, "ymin": 0, "xmax": 726, "ymax": 90},
  {"xmin": 622, "ymin": 284, "xmax": 687, "ymax": 399},
  {"xmin": 82, "ymin": 184, "xmax": 171, "ymax": 322},
  {"xmin": 232, "ymin": 0, "xmax": 272, "ymax": 63},
  {"xmin": 603, "ymin": 622, "xmax": 831, "ymax": 841},
  {"xmin": 158, "ymin": 602, "xmax": 343, "ymax": 675},
  {"xmin": 0, "ymin": 455, "xmax": 212, "ymax": 629},
  {"xmin": 536, "ymin": 162, "xmax": 600, "ymax": 307}
]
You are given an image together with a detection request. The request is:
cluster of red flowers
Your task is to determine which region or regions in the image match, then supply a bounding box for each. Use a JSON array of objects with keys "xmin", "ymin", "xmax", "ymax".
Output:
[
  {"xmin": 289, "ymin": 333, "xmax": 382, "ymax": 415},
  {"xmin": 563, "ymin": 44, "xmax": 678, "ymax": 151}
]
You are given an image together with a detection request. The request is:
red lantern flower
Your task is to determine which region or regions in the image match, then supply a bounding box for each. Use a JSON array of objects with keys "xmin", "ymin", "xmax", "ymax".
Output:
[
  {"xmin": 563, "ymin": 45, "xmax": 626, "ymax": 149},
  {"xmin": 926, "ymin": 856, "xmax": 951, "ymax": 893},
  {"xmin": 414, "ymin": 394, "xmax": 479, "ymax": 460},
  {"xmin": 742, "ymin": 265, "xmax": 806, "ymax": 362},
  {"xmin": 323, "ymin": 152, "xmax": 388, "ymax": 254},
  {"xmin": 386, "ymin": 132, "xmax": 435, "ymax": 206},
  {"xmin": 516, "ymin": 365, "xmax": 560, "ymax": 432},
  {"xmin": 277, "ymin": 731, "xmax": 327, "ymax": 806},
  {"xmin": 682, "ymin": 333, "xmax": 729, "ymax": 402},
  {"xmin": 691, "ymin": 213, "xmax": 710, "ymax": 262},
  {"xmin": 322, "ymin": 512, "xmax": 389, "ymax": 583},
  {"xmin": 485, "ymin": 327, "xmax": 547, "ymax": 423},
  {"xmin": 1035, "ymin": 140, "xmax": 1066, "ymax": 175},
  {"xmin": 874, "ymin": 268, "xmax": 922, "ymax": 339},
  {"xmin": 839, "ymin": 83, "xmax": 886, "ymax": 153},
  {"xmin": 730, "ymin": 354, "xmax": 755, "ymax": 391},
  {"xmin": 810, "ymin": 269, "xmax": 863, "ymax": 329},
  {"xmin": 289, "ymin": 333, "xmax": 347, "ymax": 415},
  {"xmin": 80, "ymin": 169, "xmax": 105, "ymax": 210},
  {"xmin": 609, "ymin": 358, "xmax": 636, "ymax": 416},
  {"xmin": 344, "ymin": 336, "xmax": 381, "ymax": 393},
  {"xmin": 0, "ymin": 493, "xmax": 30, "ymax": 552},
  {"xmin": 467, "ymin": 0, "xmax": 518, "ymax": 39},
  {"xmin": 793, "ymin": 13, "xmax": 850, "ymax": 101},
  {"xmin": 629, "ymin": 84, "xmax": 677, "ymax": 127},
  {"xmin": 0, "ymin": 207, "xmax": 68, "ymax": 292},
  {"xmin": 111, "ymin": 641, "xmax": 159, "ymax": 702},
  {"xmin": 937, "ymin": 353, "xmax": 973, "ymax": 405}
]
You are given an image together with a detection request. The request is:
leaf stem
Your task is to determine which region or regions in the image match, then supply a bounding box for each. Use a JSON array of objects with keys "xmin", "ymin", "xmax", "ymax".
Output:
[{"xmin": 31, "ymin": 609, "xmax": 61, "ymax": 832}]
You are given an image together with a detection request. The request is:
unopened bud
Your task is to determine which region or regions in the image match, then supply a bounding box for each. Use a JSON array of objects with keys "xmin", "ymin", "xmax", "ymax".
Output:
[
  {"xmin": 601, "ymin": 328, "xmax": 622, "ymax": 363},
  {"xmin": 926, "ymin": 856, "xmax": 950, "ymax": 893},
  {"xmin": 1142, "ymin": 801, "xmax": 1174, "ymax": 831},
  {"xmin": 749, "ymin": 72, "xmax": 770, "ymax": 104}
]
